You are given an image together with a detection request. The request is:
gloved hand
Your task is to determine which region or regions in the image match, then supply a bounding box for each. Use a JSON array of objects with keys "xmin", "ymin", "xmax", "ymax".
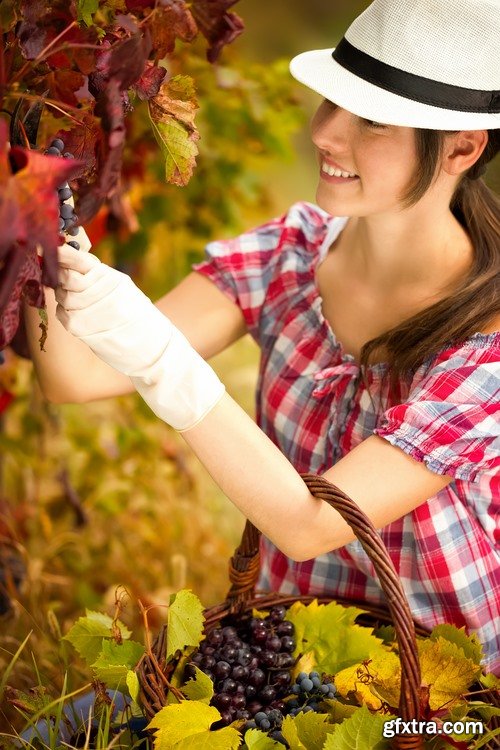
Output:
[
  {"xmin": 55, "ymin": 246, "xmax": 225, "ymax": 431},
  {"xmin": 63, "ymin": 225, "xmax": 93, "ymax": 254}
]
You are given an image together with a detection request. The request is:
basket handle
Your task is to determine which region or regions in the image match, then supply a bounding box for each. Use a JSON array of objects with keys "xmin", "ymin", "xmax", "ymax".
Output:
[{"xmin": 225, "ymin": 473, "xmax": 422, "ymax": 737}]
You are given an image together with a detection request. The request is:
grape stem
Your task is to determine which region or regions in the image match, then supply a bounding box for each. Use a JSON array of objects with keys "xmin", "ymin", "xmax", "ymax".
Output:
[{"xmin": 7, "ymin": 92, "xmax": 90, "ymax": 126}]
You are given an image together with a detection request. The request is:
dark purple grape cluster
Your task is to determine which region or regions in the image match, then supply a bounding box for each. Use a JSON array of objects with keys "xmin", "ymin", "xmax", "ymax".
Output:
[
  {"xmin": 45, "ymin": 138, "xmax": 80, "ymax": 249},
  {"xmin": 287, "ymin": 671, "xmax": 337, "ymax": 716},
  {"xmin": 246, "ymin": 708, "xmax": 286, "ymax": 744},
  {"xmin": 184, "ymin": 605, "xmax": 296, "ymax": 742}
]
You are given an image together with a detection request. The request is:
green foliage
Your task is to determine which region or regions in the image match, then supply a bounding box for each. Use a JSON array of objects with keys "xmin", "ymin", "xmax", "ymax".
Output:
[
  {"xmin": 166, "ymin": 589, "xmax": 205, "ymax": 661},
  {"xmin": 243, "ymin": 728, "xmax": 283, "ymax": 748},
  {"xmin": 147, "ymin": 702, "xmax": 241, "ymax": 749},
  {"xmin": 182, "ymin": 666, "xmax": 214, "ymax": 704},
  {"xmin": 287, "ymin": 599, "xmax": 387, "ymax": 675},
  {"xmin": 77, "ymin": 0, "xmax": 99, "ymax": 26},
  {"xmin": 429, "ymin": 623, "xmax": 484, "ymax": 665},
  {"xmin": 91, "ymin": 639, "xmax": 145, "ymax": 689},
  {"xmin": 322, "ymin": 706, "xmax": 391, "ymax": 750},
  {"xmin": 282, "ymin": 711, "xmax": 336, "ymax": 750},
  {"xmin": 63, "ymin": 609, "xmax": 132, "ymax": 665}
]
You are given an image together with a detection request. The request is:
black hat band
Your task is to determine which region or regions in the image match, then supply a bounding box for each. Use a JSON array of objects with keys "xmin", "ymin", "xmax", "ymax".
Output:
[{"xmin": 332, "ymin": 37, "xmax": 500, "ymax": 114}]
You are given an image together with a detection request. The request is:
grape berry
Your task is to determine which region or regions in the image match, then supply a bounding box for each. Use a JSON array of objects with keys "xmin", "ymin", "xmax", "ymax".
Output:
[
  {"xmin": 183, "ymin": 605, "xmax": 337, "ymax": 746},
  {"xmin": 45, "ymin": 139, "xmax": 80, "ymax": 249}
]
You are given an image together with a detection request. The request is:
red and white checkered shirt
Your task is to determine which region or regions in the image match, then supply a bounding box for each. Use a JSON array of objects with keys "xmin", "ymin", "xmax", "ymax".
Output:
[{"xmin": 193, "ymin": 202, "xmax": 500, "ymax": 675}]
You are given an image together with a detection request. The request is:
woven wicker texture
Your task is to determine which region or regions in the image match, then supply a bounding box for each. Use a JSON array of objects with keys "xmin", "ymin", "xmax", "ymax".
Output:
[{"xmin": 137, "ymin": 473, "xmax": 499, "ymax": 750}]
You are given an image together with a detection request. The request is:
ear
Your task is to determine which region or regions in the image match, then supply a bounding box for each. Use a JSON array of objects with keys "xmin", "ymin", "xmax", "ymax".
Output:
[{"xmin": 442, "ymin": 130, "xmax": 489, "ymax": 177}]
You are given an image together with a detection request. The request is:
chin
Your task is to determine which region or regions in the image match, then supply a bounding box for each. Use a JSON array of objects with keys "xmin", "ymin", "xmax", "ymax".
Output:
[{"xmin": 315, "ymin": 192, "xmax": 351, "ymax": 217}]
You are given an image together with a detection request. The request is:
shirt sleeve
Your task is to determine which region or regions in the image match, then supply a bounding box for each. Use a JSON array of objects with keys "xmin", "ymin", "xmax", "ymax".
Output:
[
  {"xmin": 191, "ymin": 202, "xmax": 329, "ymax": 343},
  {"xmin": 373, "ymin": 335, "xmax": 500, "ymax": 482}
]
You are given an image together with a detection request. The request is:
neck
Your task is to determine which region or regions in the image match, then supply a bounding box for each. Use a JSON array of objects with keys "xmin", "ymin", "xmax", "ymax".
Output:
[{"xmin": 342, "ymin": 203, "xmax": 473, "ymax": 293}]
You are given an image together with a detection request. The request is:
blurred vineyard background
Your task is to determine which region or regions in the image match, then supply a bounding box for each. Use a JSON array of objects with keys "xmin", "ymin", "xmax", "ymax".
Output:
[{"xmin": 1, "ymin": 0, "xmax": 499, "ymax": 735}]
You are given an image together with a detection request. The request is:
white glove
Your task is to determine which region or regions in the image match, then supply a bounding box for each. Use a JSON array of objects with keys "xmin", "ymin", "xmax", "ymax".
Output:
[{"xmin": 55, "ymin": 246, "xmax": 225, "ymax": 431}]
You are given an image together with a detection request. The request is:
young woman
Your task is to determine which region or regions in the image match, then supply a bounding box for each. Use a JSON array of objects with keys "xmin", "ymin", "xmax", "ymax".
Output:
[{"xmin": 26, "ymin": 0, "xmax": 500, "ymax": 675}]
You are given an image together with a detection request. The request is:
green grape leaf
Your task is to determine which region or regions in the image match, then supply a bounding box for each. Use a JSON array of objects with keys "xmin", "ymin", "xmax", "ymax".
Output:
[
  {"xmin": 281, "ymin": 712, "xmax": 335, "ymax": 750},
  {"xmin": 480, "ymin": 672, "xmax": 500, "ymax": 690},
  {"xmin": 418, "ymin": 637, "xmax": 481, "ymax": 710},
  {"xmin": 182, "ymin": 666, "xmax": 214, "ymax": 703},
  {"xmin": 92, "ymin": 639, "xmax": 145, "ymax": 689},
  {"xmin": 320, "ymin": 700, "xmax": 358, "ymax": 724},
  {"xmin": 166, "ymin": 589, "xmax": 205, "ymax": 662},
  {"xmin": 461, "ymin": 701, "xmax": 500, "ymax": 721},
  {"xmin": 147, "ymin": 701, "xmax": 241, "ymax": 749},
  {"xmin": 167, "ymin": 647, "xmax": 198, "ymax": 705},
  {"xmin": 5, "ymin": 686, "xmax": 52, "ymax": 714},
  {"xmin": 244, "ymin": 728, "xmax": 283, "ymax": 748},
  {"xmin": 63, "ymin": 610, "xmax": 131, "ymax": 666},
  {"xmin": 322, "ymin": 706, "xmax": 392, "ymax": 750},
  {"xmin": 430, "ymin": 624, "xmax": 483, "ymax": 666},
  {"xmin": 77, "ymin": 0, "xmax": 99, "ymax": 26},
  {"xmin": 149, "ymin": 75, "xmax": 200, "ymax": 187},
  {"xmin": 126, "ymin": 670, "xmax": 140, "ymax": 703},
  {"xmin": 287, "ymin": 600, "xmax": 386, "ymax": 675},
  {"xmin": 372, "ymin": 626, "xmax": 396, "ymax": 646},
  {"xmin": 475, "ymin": 727, "xmax": 500, "ymax": 749}
]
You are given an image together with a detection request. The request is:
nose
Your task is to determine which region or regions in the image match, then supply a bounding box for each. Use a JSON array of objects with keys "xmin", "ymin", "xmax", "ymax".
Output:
[{"xmin": 311, "ymin": 102, "xmax": 353, "ymax": 153}]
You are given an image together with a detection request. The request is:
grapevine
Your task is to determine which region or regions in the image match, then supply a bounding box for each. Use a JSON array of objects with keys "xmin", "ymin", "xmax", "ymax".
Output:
[{"xmin": 0, "ymin": 0, "xmax": 245, "ymax": 352}]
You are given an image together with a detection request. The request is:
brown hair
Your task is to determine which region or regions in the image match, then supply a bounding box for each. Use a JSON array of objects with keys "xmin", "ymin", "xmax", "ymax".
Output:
[{"xmin": 359, "ymin": 128, "xmax": 500, "ymax": 398}]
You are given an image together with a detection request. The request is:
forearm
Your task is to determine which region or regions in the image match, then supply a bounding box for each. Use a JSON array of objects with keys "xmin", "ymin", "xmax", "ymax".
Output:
[
  {"xmin": 179, "ymin": 391, "xmax": 357, "ymax": 561},
  {"xmin": 23, "ymin": 289, "xmax": 133, "ymax": 403}
]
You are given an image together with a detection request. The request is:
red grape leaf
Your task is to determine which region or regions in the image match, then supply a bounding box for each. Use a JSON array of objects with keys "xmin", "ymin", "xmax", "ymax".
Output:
[
  {"xmin": 125, "ymin": 0, "xmax": 155, "ymax": 9},
  {"xmin": 0, "ymin": 120, "xmax": 84, "ymax": 348},
  {"xmin": 109, "ymin": 30, "xmax": 153, "ymax": 92},
  {"xmin": 45, "ymin": 69, "xmax": 86, "ymax": 108},
  {"xmin": 76, "ymin": 78, "xmax": 126, "ymax": 223},
  {"xmin": 149, "ymin": 0, "xmax": 198, "ymax": 59},
  {"xmin": 190, "ymin": 0, "xmax": 244, "ymax": 62},
  {"xmin": 0, "ymin": 248, "xmax": 44, "ymax": 350},
  {"xmin": 18, "ymin": 0, "xmax": 76, "ymax": 60},
  {"xmin": 132, "ymin": 61, "xmax": 167, "ymax": 101},
  {"xmin": 46, "ymin": 24, "xmax": 100, "ymax": 74},
  {"xmin": 53, "ymin": 114, "xmax": 100, "ymax": 180}
]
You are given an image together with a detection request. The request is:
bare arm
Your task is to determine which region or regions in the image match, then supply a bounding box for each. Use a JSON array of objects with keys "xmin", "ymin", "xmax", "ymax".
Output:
[
  {"xmin": 24, "ymin": 272, "xmax": 247, "ymax": 404},
  {"xmin": 180, "ymin": 392, "xmax": 453, "ymax": 561}
]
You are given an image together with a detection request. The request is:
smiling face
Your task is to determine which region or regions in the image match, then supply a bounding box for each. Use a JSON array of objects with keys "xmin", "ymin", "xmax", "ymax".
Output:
[{"xmin": 310, "ymin": 100, "xmax": 423, "ymax": 217}]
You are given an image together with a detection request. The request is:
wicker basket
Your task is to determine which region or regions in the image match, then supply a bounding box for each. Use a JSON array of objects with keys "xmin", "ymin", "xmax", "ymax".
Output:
[{"xmin": 137, "ymin": 474, "xmax": 499, "ymax": 749}]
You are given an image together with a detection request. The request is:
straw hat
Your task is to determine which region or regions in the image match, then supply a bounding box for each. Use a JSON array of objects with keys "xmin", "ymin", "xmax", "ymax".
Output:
[{"xmin": 290, "ymin": 0, "xmax": 500, "ymax": 130}]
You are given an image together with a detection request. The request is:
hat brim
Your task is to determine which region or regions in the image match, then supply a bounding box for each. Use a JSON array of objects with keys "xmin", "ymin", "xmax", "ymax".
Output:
[{"xmin": 290, "ymin": 49, "xmax": 500, "ymax": 130}]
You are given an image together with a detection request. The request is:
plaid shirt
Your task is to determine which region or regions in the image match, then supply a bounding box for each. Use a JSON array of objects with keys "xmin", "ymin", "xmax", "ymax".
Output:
[{"xmin": 193, "ymin": 202, "xmax": 500, "ymax": 674}]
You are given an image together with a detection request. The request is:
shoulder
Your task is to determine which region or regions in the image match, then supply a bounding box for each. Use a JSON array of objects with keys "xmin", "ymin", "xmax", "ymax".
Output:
[{"xmin": 411, "ymin": 330, "xmax": 500, "ymax": 405}]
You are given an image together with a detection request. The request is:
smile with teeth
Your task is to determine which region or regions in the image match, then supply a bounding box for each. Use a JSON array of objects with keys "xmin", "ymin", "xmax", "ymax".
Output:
[{"xmin": 321, "ymin": 163, "xmax": 358, "ymax": 178}]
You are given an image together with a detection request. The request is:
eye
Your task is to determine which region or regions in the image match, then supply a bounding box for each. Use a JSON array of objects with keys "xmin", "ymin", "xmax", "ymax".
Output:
[{"xmin": 362, "ymin": 117, "xmax": 387, "ymax": 129}]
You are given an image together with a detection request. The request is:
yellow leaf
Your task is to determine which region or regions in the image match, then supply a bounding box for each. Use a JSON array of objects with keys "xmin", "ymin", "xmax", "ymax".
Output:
[
  {"xmin": 292, "ymin": 651, "xmax": 316, "ymax": 682},
  {"xmin": 334, "ymin": 652, "xmax": 401, "ymax": 711},
  {"xmin": 334, "ymin": 664, "xmax": 383, "ymax": 711},
  {"xmin": 418, "ymin": 638, "xmax": 481, "ymax": 710}
]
